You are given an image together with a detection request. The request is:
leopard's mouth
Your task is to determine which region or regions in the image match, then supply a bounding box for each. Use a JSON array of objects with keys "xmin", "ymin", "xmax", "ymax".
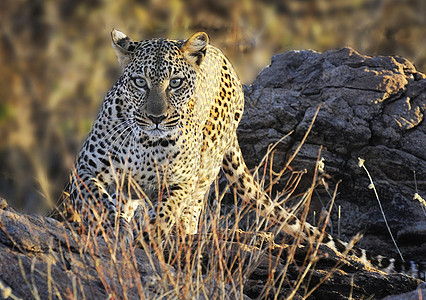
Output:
[{"xmin": 133, "ymin": 114, "xmax": 179, "ymax": 138}]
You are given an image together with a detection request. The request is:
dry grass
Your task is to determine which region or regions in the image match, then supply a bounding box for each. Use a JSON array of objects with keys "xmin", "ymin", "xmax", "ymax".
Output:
[
  {"xmin": 60, "ymin": 166, "xmax": 336, "ymax": 299},
  {"xmin": 0, "ymin": 124, "xmax": 354, "ymax": 299}
]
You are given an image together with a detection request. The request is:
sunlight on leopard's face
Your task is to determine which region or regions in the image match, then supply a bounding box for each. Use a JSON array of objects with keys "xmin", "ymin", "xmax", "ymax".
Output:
[{"xmin": 111, "ymin": 37, "xmax": 198, "ymax": 139}]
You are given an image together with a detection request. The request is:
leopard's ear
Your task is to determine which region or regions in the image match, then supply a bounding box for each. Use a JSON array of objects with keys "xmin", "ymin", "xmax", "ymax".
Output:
[
  {"xmin": 111, "ymin": 29, "xmax": 137, "ymax": 69},
  {"xmin": 182, "ymin": 32, "xmax": 209, "ymax": 67}
]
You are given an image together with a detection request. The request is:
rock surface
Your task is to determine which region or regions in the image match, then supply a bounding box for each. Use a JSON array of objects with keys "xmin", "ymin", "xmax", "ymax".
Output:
[
  {"xmin": 238, "ymin": 47, "xmax": 426, "ymax": 263},
  {"xmin": 0, "ymin": 199, "xmax": 165, "ymax": 299},
  {"xmin": 0, "ymin": 199, "xmax": 423, "ymax": 299}
]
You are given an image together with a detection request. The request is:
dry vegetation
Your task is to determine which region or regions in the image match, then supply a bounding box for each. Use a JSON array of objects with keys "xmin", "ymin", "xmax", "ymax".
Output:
[{"xmin": 2, "ymin": 139, "xmax": 355, "ymax": 299}]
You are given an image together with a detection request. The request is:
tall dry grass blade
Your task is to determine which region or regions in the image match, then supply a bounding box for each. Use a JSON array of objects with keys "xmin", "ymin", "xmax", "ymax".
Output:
[{"xmin": 358, "ymin": 158, "xmax": 404, "ymax": 261}]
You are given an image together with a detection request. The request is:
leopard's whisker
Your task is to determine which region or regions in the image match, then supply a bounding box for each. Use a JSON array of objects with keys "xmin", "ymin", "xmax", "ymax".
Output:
[
  {"xmin": 103, "ymin": 120, "xmax": 131, "ymax": 140},
  {"xmin": 113, "ymin": 127, "xmax": 134, "ymax": 165},
  {"xmin": 105, "ymin": 126, "xmax": 132, "ymax": 160}
]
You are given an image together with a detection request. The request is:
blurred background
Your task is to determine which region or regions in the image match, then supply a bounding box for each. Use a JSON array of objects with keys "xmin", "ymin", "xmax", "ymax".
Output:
[{"xmin": 0, "ymin": 0, "xmax": 425, "ymax": 213}]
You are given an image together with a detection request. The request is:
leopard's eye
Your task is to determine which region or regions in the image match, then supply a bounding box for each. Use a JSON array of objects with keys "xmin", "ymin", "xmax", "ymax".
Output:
[
  {"xmin": 169, "ymin": 78, "xmax": 183, "ymax": 89},
  {"xmin": 133, "ymin": 77, "xmax": 147, "ymax": 88}
]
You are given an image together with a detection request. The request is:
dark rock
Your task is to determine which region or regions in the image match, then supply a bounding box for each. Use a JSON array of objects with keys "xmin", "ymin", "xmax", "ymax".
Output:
[
  {"xmin": 239, "ymin": 47, "xmax": 426, "ymax": 263},
  {"xmin": 0, "ymin": 202, "xmax": 167, "ymax": 299},
  {"xmin": 0, "ymin": 203, "xmax": 422, "ymax": 299}
]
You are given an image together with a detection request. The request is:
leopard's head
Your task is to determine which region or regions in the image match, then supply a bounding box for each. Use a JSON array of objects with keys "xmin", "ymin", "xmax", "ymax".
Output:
[{"xmin": 110, "ymin": 29, "xmax": 209, "ymax": 138}]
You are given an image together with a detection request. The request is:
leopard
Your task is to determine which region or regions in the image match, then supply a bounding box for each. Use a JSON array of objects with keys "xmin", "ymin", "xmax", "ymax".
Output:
[{"xmin": 58, "ymin": 29, "xmax": 422, "ymax": 280}]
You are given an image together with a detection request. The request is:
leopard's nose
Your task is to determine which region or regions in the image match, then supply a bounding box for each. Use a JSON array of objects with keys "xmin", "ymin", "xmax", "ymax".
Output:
[{"xmin": 147, "ymin": 114, "xmax": 167, "ymax": 125}]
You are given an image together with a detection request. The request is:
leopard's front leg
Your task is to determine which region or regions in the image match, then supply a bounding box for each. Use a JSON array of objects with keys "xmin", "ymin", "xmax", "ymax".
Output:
[
  {"xmin": 151, "ymin": 181, "xmax": 201, "ymax": 235},
  {"xmin": 68, "ymin": 165, "xmax": 140, "ymax": 241}
]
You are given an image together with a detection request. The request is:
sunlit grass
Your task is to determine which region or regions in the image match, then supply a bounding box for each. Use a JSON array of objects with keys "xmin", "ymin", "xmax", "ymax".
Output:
[
  {"xmin": 46, "ymin": 145, "xmax": 344, "ymax": 299},
  {"xmin": 34, "ymin": 113, "xmax": 357, "ymax": 298}
]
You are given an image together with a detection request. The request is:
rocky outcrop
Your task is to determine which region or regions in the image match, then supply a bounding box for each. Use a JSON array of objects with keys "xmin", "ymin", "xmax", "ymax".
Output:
[
  {"xmin": 0, "ymin": 199, "xmax": 165, "ymax": 299},
  {"xmin": 239, "ymin": 47, "xmax": 426, "ymax": 263},
  {"xmin": 0, "ymin": 199, "xmax": 422, "ymax": 299}
]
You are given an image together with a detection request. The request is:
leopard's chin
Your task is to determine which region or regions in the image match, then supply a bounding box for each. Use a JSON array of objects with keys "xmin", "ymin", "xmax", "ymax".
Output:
[
  {"xmin": 146, "ymin": 128, "xmax": 167, "ymax": 137},
  {"xmin": 143, "ymin": 126, "xmax": 179, "ymax": 139}
]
